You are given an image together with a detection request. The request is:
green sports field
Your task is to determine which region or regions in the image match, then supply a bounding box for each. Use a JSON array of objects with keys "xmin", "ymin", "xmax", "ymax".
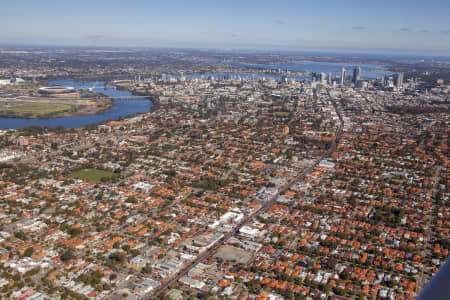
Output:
[
  {"xmin": 69, "ymin": 169, "xmax": 117, "ymax": 182},
  {"xmin": 0, "ymin": 102, "xmax": 74, "ymax": 118}
]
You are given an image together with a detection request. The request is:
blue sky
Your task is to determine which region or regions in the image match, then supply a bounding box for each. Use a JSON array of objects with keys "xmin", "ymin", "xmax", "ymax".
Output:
[{"xmin": 1, "ymin": 0, "xmax": 449, "ymax": 54}]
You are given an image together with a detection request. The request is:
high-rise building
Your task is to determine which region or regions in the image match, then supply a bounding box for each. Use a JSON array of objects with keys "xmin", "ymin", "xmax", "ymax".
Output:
[
  {"xmin": 320, "ymin": 72, "xmax": 326, "ymax": 84},
  {"xmin": 353, "ymin": 66, "xmax": 361, "ymax": 84},
  {"xmin": 340, "ymin": 67, "xmax": 346, "ymax": 85},
  {"xmin": 395, "ymin": 72, "xmax": 404, "ymax": 88}
]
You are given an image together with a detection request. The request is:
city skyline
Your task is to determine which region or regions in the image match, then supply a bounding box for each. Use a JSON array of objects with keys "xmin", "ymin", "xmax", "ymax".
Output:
[
  {"xmin": 1, "ymin": 0, "xmax": 450, "ymax": 55},
  {"xmin": 0, "ymin": 13, "xmax": 449, "ymax": 298}
]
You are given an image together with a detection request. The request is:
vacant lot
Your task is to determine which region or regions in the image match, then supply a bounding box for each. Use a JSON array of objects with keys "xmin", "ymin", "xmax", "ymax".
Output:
[
  {"xmin": 214, "ymin": 245, "xmax": 253, "ymax": 264},
  {"xmin": 70, "ymin": 169, "xmax": 117, "ymax": 182},
  {"xmin": 0, "ymin": 102, "xmax": 74, "ymax": 118}
]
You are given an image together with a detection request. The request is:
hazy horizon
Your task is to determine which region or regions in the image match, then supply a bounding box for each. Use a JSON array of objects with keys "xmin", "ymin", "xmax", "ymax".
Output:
[
  {"xmin": 2, "ymin": 0, "xmax": 450, "ymax": 57},
  {"xmin": 1, "ymin": 42, "xmax": 450, "ymax": 61}
]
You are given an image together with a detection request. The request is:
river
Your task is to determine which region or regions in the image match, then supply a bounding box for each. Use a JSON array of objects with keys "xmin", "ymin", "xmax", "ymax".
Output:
[
  {"xmin": 231, "ymin": 61, "xmax": 393, "ymax": 79},
  {"xmin": 0, "ymin": 79, "xmax": 153, "ymax": 130},
  {"xmin": 0, "ymin": 64, "xmax": 390, "ymax": 130}
]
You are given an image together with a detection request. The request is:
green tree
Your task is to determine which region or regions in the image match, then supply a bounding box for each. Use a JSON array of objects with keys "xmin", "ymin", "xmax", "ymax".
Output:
[
  {"xmin": 61, "ymin": 249, "xmax": 75, "ymax": 262},
  {"xmin": 24, "ymin": 247, "xmax": 34, "ymax": 257}
]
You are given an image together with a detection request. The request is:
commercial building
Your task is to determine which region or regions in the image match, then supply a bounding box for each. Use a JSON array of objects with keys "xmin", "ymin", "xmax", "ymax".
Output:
[
  {"xmin": 353, "ymin": 66, "xmax": 361, "ymax": 84},
  {"xmin": 340, "ymin": 68, "xmax": 346, "ymax": 85}
]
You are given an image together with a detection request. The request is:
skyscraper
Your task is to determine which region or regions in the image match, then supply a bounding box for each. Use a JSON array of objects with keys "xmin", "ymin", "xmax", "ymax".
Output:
[
  {"xmin": 320, "ymin": 72, "xmax": 326, "ymax": 84},
  {"xmin": 353, "ymin": 66, "xmax": 361, "ymax": 84},
  {"xmin": 340, "ymin": 67, "xmax": 346, "ymax": 85},
  {"xmin": 395, "ymin": 72, "xmax": 404, "ymax": 88}
]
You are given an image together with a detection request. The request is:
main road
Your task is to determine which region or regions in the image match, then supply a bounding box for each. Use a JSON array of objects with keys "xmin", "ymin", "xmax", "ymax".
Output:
[
  {"xmin": 416, "ymin": 166, "xmax": 442, "ymax": 294},
  {"xmin": 147, "ymin": 94, "xmax": 344, "ymax": 299}
]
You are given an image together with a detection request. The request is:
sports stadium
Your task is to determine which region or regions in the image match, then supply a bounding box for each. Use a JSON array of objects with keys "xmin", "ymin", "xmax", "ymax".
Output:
[{"xmin": 38, "ymin": 86, "xmax": 75, "ymax": 95}]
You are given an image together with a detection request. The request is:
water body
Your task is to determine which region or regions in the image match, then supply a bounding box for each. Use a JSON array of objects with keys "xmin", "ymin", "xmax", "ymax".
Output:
[
  {"xmin": 231, "ymin": 61, "xmax": 393, "ymax": 79},
  {"xmin": 0, "ymin": 79, "xmax": 153, "ymax": 129},
  {"xmin": 182, "ymin": 72, "xmax": 306, "ymax": 81}
]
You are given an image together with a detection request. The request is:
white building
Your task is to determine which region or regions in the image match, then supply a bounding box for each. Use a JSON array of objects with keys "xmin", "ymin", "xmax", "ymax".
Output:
[{"xmin": 0, "ymin": 79, "xmax": 11, "ymax": 85}]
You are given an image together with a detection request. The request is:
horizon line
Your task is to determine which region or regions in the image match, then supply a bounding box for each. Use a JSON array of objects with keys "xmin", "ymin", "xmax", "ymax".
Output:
[{"xmin": 1, "ymin": 42, "xmax": 450, "ymax": 59}]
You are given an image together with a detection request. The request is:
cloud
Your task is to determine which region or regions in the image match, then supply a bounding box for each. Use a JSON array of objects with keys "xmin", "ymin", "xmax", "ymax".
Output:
[
  {"xmin": 231, "ymin": 33, "xmax": 238, "ymax": 38},
  {"xmin": 399, "ymin": 28, "xmax": 410, "ymax": 32},
  {"xmin": 87, "ymin": 35, "xmax": 105, "ymax": 43},
  {"xmin": 275, "ymin": 19, "xmax": 285, "ymax": 25},
  {"xmin": 352, "ymin": 26, "xmax": 366, "ymax": 30},
  {"xmin": 420, "ymin": 29, "xmax": 450, "ymax": 34}
]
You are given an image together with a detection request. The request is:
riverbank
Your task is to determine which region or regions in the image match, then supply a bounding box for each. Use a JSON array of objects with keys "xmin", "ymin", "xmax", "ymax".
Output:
[
  {"xmin": 0, "ymin": 79, "xmax": 153, "ymax": 130},
  {"xmin": 0, "ymin": 96, "xmax": 114, "ymax": 119}
]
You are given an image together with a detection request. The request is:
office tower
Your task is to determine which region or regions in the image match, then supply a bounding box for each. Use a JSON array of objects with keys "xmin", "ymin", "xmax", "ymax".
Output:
[
  {"xmin": 320, "ymin": 72, "xmax": 326, "ymax": 84},
  {"xmin": 340, "ymin": 67, "xmax": 346, "ymax": 85},
  {"xmin": 353, "ymin": 66, "xmax": 361, "ymax": 84},
  {"xmin": 395, "ymin": 72, "xmax": 404, "ymax": 88}
]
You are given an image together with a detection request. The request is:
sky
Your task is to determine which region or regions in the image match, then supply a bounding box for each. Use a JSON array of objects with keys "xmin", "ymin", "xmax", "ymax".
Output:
[{"xmin": 1, "ymin": 0, "xmax": 450, "ymax": 55}]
